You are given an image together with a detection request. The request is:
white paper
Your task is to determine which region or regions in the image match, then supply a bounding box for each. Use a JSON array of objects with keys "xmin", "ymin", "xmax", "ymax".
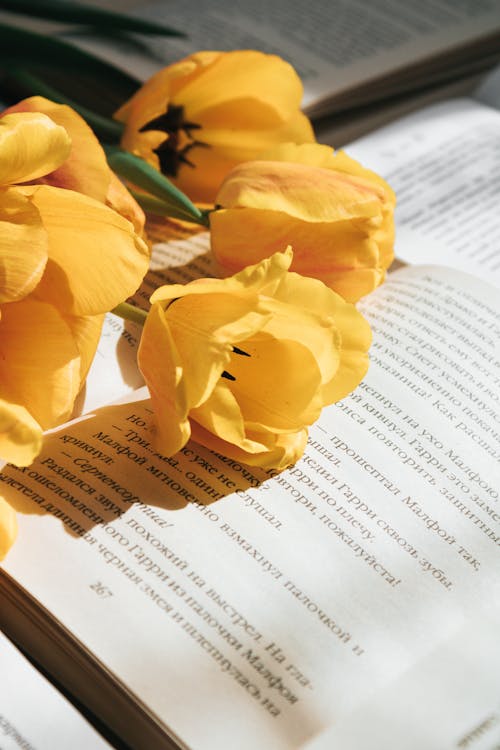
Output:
[
  {"xmin": 0, "ymin": 630, "xmax": 111, "ymax": 750},
  {"xmin": 301, "ymin": 610, "xmax": 500, "ymax": 750},
  {"xmin": 1, "ymin": 266, "xmax": 499, "ymax": 750},
  {"xmin": 347, "ymin": 98, "xmax": 500, "ymax": 287}
]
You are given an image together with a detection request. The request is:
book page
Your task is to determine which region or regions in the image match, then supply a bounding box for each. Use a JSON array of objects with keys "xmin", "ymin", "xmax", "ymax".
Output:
[
  {"xmin": 50, "ymin": 1, "xmax": 500, "ymax": 113},
  {"xmin": 347, "ymin": 98, "xmax": 500, "ymax": 287},
  {"xmin": 0, "ymin": 630, "xmax": 112, "ymax": 750},
  {"xmin": 301, "ymin": 610, "xmax": 500, "ymax": 750},
  {"xmin": 1, "ymin": 265, "xmax": 499, "ymax": 750},
  {"xmin": 475, "ymin": 61, "xmax": 500, "ymax": 107}
]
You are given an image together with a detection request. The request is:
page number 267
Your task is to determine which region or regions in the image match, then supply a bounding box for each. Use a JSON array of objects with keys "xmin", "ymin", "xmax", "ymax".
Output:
[{"xmin": 90, "ymin": 581, "xmax": 113, "ymax": 599}]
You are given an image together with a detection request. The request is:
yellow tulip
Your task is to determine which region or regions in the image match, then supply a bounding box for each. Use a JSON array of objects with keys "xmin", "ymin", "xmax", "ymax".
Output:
[
  {"xmin": 114, "ymin": 50, "xmax": 315, "ymax": 204},
  {"xmin": 0, "ymin": 105, "xmax": 150, "ymax": 468},
  {"xmin": 210, "ymin": 142, "xmax": 396, "ymax": 302},
  {"xmin": 137, "ymin": 249, "xmax": 371, "ymax": 470}
]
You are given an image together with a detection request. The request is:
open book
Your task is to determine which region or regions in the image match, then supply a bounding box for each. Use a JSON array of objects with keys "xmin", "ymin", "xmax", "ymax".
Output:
[
  {"xmin": 50, "ymin": 0, "xmax": 500, "ymax": 122},
  {"xmin": 0, "ymin": 629, "xmax": 112, "ymax": 749},
  {"xmin": 1, "ymin": 78, "xmax": 500, "ymax": 749}
]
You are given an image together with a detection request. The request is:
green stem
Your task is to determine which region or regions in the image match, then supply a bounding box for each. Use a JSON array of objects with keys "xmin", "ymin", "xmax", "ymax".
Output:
[
  {"xmin": 111, "ymin": 302, "xmax": 147, "ymax": 326},
  {"xmin": 130, "ymin": 190, "xmax": 210, "ymax": 227},
  {"xmin": 6, "ymin": 68, "xmax": 124, "ymax": 142},
  {"xmin": 105, "ymin": 146, "xmax": 207, "ymax": 226}
]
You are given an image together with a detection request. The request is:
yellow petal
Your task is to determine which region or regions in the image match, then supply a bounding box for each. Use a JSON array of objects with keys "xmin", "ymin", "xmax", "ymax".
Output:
[
  {"xmin": 65, "ymin": 314, "xmax": 105, "ymax": 384},
  {"xmin": 0, "ymin": 187, "xmax": 48, "ymax": 303},
  {"xmin": 0, "ymin": 496, "xmax": 18, "ymax": 560},
  {"xmin": 190, "ymin": 416, "xmax": 308, "ymax": 469},
  {"xmin": 5, "ymin": 96, "xmax": 110, "ymax": 201},
  {"xmin": 216, "ymin": 160, "xmax": 386, "ymax": 223},
  {"xmin": 268, "ymin": 271, "xmax": 372, "ymax": 402},
  {"xmin": 0, "ymin": 399, "xmax": 43, "ymax": 468},
  {"xmin": 20, "ymin": 184, "xmax": 150, "ymax": 316},
  {"xmin": 225, "ymin": 333, "xmax": 324, "ymax": 430},
  {"xmin": 210, "ymin": 207, "xmax": 380, "ymax": 277},
  {"xmin": 0, "ymin": 111, "xmax": 71, "ymax": 186},
  {"xmin": 164, "ymin": 293, "xmax": 270, "ymax": 410},
  {"xmin": 106, "ymin": 172, "xmax": 147, "ymax": 237},
  {"xmin": 179, "ymin": 51, "xmax": 305, "ymax": 126},
  {"xmin": 115, "ymin": 51, "xmax": 315, "ymax": 204},
  {"xmin": 191, "ymin": 384, "xmax": 261, "ymax": 452},
  {"xmin": 0, "ymin": 298, "xmax": 81, "ymax": 428},
  {"xmin": 151, "ymin": 250, "xmax": 292, "ymax": 305},
  {"xmin": 138, "ymin": 303, "xmax": 191, "ymax": 456}
]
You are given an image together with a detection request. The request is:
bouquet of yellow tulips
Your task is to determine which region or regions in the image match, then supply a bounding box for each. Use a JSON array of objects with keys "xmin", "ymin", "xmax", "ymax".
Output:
[{"xmin": 0, "ymin": 3, "xmax": 395, "ymax": 558}]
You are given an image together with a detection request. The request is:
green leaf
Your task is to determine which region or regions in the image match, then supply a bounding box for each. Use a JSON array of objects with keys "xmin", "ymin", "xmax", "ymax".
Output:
[
  {"xmin": 129, "ymin": 191, "xmax": 209, "ymax": 226},
  {"xmin": 5, "ymin": 68, "xmax": 124, "ymax": 142},
  {"xmin": 105, "ymin": 147, "xmax": 208, "ymax": 226},
  {"xmin": 0, "ymin": 22, "xmax": 140, "ymax": 99},
  {"xmin": 0, "ymin": 0, "xmax": 185, "ymax": 36}
]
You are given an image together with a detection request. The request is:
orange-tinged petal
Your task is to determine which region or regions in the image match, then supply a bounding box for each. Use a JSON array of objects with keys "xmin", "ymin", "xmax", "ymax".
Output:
[
  {"xmin": 20, "ymin": 184, "xmax": 150, "ymax": 316},
  {"xmin": 5, "ymin": 97, "xmax": 110, "ymax": 202},
  {"xmin": 215, "ymin": 160, "xmax": 386, "ymax": 223},
  {"xmin": 0, "ymin": 111, "xmax": 71, "ymax": 186},
  {"xmin": 0, "ymin": 298, "xmax": 81, "ymax": 428},
  {"xmin": 0, "ymin": 187, "xmax": 48, "ymax": 303},
  {"xmin": 212, "ymin": 144, "xmax": 395, "ymax": 301},
  {"xmin": 0, "ymin": 399, "xmax": 43, "ymax": 468},
  {"xmin": 210, "ymin": 207, "xmax": 380, "ymax": 282},
  {"xmin": 0, "ymin": 496, "xmax": 18, "ymax": 560}
]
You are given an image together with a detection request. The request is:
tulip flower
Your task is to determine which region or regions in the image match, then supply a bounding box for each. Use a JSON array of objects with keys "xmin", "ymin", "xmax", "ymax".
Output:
[
  {"xmin": 114, "ymin": 50, "xmax": 315, "ymax": 204},
  {"xmin": 0, "ymin": 106, "xmax": 149, "ymax": 468},
  {"xmin": 210, "ymin": 142, "xmax": 396, "ymax": 302},
  {"xmin": 137, "ymin": 249, "xmax": 371, "ymax": 470}
]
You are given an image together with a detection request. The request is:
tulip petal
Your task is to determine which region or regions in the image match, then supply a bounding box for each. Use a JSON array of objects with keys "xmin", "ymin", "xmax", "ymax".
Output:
[
  {"xmin": 179, "ymin": 52, "xmax": 305, "ymax": 126},
  {"xmin": 137, "ymin": 303, "xmax": 191, "ymax": 456},
  {"xmin": 5, "ymin": 96, "xmax": 111, "ymax": 202},
  {"xmin": 227, "ymin": 334, "xmax": 324, "ymax": 430},
  {"xmin": 0, "ymin": 111, "xmax": 71, "ymax": 186},
  {"xmin": 106, "ymin": 172, "xmax": 146, "ymax": 236},
  {"xmin": 0, "ymin": 187, "xmax": 48, "ymax": 303},
  {"xmin": 269, "ymin": 271, "xmax": 372, "ymax": 402},
  {"xmin": 216, "ymin": 160, "xmax": 386, "ymax": 223},
  {"xmin": 0, "ymin": 496, "xmax": 18, "ymax": 560},
  {"xmin": 211, "ymin": 208, "xmax": 382, "ymax": 302},
  {"xmin": 65, "ymin": 314, "xmax": 105, "ymax": 384},
  {"xmin": 20, "ymin": 184, "xmax": 150, "ymax": 316},
  {"xmin": 164, "ymin": 293, "xmax": 271, "ymax": 410},
  {"xmin": 116, "ymin": 51, "xmax": 315, "ymax": 203},
  {"xmin": 0, "ymin": 298, "xmax": 81, "ymax": 428},
  {"xmin": 190, "ymin": 416, "xmax": 308, "ymax": 469},
  {"xmin": 0, "ymin": 399, "xmax": 43, "ymax": 468}
]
